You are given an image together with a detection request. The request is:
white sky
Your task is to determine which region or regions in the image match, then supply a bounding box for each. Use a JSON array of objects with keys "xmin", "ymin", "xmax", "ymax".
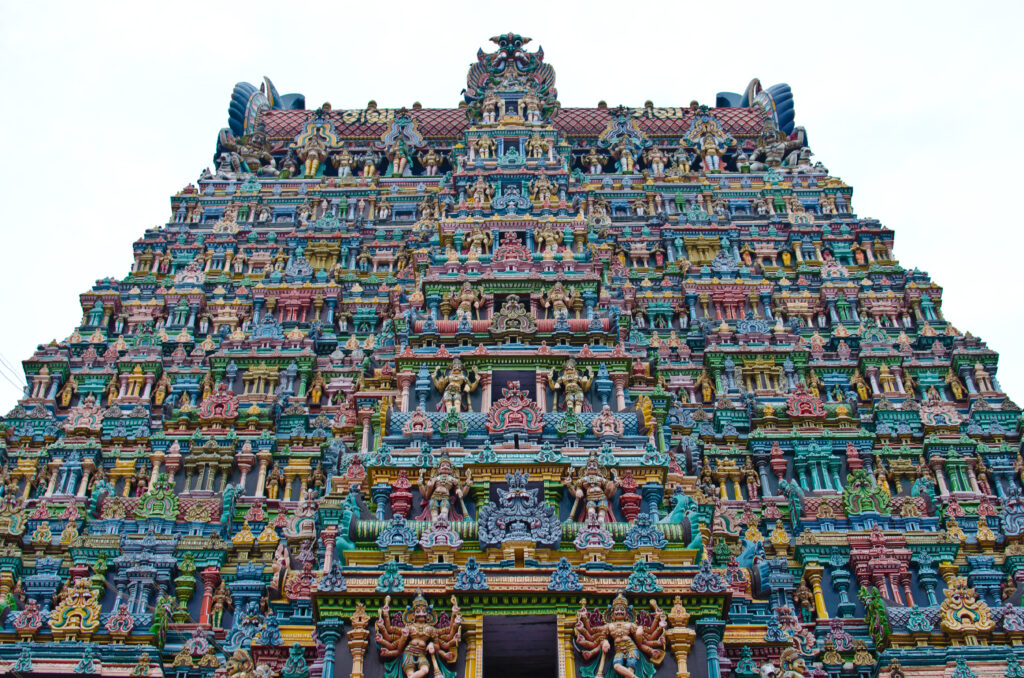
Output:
[{"xmin": 1, "ymin": 1, "xmax": 1022, "ymax": 413}]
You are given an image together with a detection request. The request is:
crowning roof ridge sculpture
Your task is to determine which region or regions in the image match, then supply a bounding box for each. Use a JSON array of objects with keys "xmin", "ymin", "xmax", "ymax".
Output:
[{"xmin": 0, "ymin": 31, "xmax": 1020, "ymax": 678}]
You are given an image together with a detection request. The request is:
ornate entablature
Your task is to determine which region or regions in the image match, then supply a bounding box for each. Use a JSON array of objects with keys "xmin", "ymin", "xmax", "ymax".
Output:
[{"xmin": 0, "ymin": 31, "xmax": 1020, "ymax": 678}]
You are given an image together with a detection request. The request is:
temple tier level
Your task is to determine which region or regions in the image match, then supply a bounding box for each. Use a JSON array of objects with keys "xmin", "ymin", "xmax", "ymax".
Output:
[{"xmin": 0, "ymin": 31, "xmax": 1019, "ymax": 678}]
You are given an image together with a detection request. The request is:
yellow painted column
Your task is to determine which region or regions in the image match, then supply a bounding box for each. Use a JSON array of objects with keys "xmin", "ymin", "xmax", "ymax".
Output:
[
  {"xmin": 463, "ymin": 616, "xmax": 484, "ymax": 678},
  {"xmin": 557, "ymin": 614, "xmax": 579, "ymax": 678},
  {"xmin": 805, "ymin": 564, "xmax": 829, "ymax": 620}
]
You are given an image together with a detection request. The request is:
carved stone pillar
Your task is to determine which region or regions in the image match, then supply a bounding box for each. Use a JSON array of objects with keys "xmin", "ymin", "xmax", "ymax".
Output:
[
  {"xmin": 536, "ymin": 372, "xmax": 549, "ymax": 413},
  {"xmin": 316, "ymin": 618, "xmax": 343, "ymax": 678},
  {"xmin": 611, "ymin": 373, "xmax": 629, "ymax": 411},
  {"xmin": 462, "ymin": 616, "xmax": 484, "ymax": 678},
  {"xmin": 346, "ymin": 603, "xmax": 371, "ymax": 678},
  {"xmin": 479, "ymin": 373, "xmax": 493, "ymax": 413},
  {"xmin": 557, "ymin": 614, "xmax": 580, "ymax": 678},
  {"xmin": 198, "ymin": 566, "xmax": 220, "ymax": 625},
  {"xmin": 396, "ymin": 371, "xmax": 415, "ymax": 412},
  {"xmin": 255, "ymin": 449, "xmax": 272, "ymax": 498},
  {"xmin": 665, "ymin": 597, "xmax": 697, "ymax": 678}
]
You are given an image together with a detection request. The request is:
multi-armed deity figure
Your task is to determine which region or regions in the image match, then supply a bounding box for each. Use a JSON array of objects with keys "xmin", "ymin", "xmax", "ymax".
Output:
[
  {"xmin": 550, "ymin": 359, "xmax": 593, "ymax": 413},
  {"xmin": 463, "ymin": 224, "xmax": 492, "ymax": 257},
  {"xmin": 432, "ymin": 358, "xmax": 481, "ymax": 414},
  {"xmin": 375, "ymin": 591, "xmax": 462, "ymax": 678},
  {"xmin": 543, "ymin": 281, "xmax": 580, "ymax": 319},
  {"xmin": 417, "ymin": 453, "xmax": 472, "ymax": 521},
  {"xmin": 563, "ymin": 450, "xmax": 620, "ymax": 523},
  {"xmin": 448, "ymin": 282, "xmax": 483, "ymax": 321},
  {"xmin": 331, "ymin": 146, "xmax": 357, "ymax": 177},
  {"xmin": 296, "ymin": 132, "xmax": 329, "ymax": 177},
  {"xmin": 582, "ymin": 146, "xmax": 608, "ymax": 174},
  {"xmin": 387, "ymin": 138, "xmax": 414, "ymax": 177},
  {"xmin": 417, "ymin": 147, "xmax": 444, "ymax": 176},
  {"xmin": 573, "ymin": 593, "xmax": 667, "ymax": 678}
]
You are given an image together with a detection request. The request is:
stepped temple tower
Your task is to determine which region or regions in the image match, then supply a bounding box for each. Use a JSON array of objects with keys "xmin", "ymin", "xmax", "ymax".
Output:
[{"xmin": 1, "ymin": 32, "xmax": 1021, "ymax": 678}]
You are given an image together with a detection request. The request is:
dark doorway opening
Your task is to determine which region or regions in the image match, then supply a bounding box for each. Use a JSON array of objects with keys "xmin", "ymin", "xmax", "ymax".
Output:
[
  {"xmin": 482, "ymin": 614, "xmax": 558, "ymax": 677},
  {"xmin": 491, "ymin": 370, "xmax": 536, "ymax": 403}
]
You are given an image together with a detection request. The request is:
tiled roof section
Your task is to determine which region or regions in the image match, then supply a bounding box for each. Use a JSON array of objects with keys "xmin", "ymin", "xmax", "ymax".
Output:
[{"xmin": 260, "ymin": 105, "xmax": 766, "ymax": 142}]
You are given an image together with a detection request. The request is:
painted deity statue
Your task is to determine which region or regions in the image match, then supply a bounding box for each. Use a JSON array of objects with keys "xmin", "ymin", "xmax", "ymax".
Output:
[
  {"xmin": 563, "ymin": 451, "xmax": 619, "ymax": 523},
  {"xmin": 530, "ymin": 173, "xmax": 556, "ymax": 205},
  {"xmin": 544, "ymin": 282, "xmax": 580, "ymax": 319},
  {"xmin": 463, "ymin": 225, "xmax": 492, "ymax": 257},
  {"xmin": 431, "ymin": 358, "xmax": 480, "ymax": 414},
  {"xmin": 525, "ymin": 132, "xmax": 547, "ymax": 158},
  {"xmin": 448, "ymin": 282, "xmax": 482, "ymax": 321},
  {"xmin": 583, "ymin": 146, "xmax": 608, "ymax": 174},
  {"xmin": 417, "ymin": 454, "xmax": 472, "ymax": 521},
  {"xmin": 297, "ymin": 134, "xmax": 329, "ymax": 177},
  {"xmin": 331, "ymin": 147, "xmax": 358, "ymax": 177},
  {"xmin": 469, "ymin": 174, "xmax": 493, "ymax": 207},
  {"xmin": 612, "ymin": 138, "xmax": 637, "ymax": 174},
  {"xmin": 417, "ymin": 147, "xmax": 444, "ymax": 176},
  {"xmin": 474, "ymin": 133, "xmax": 496, "ymax": 159},
  {"xmin": 551, "ymin": 359, "xmax": 593, "ymax": 414},
  {"xmin": 387, "ymin": 138, "xmax": 413, "ymax": 176},
  {"xmin": 644, "ymin": 146, "xmax": 667, "ymax": 177},
  {"xmin": 534, "ymin": 223, "xmax": 563, "ymax": 254},
  {"xmin": 573, "ymin": 594, "xmax": 667, "ymax": 678},
  {"xmin": 376, "ymin": 591, "xmax": 462, "ymax": 678}
]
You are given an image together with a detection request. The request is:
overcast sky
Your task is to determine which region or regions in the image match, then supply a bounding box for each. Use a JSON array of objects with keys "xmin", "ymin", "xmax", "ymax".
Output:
[{"xmin": 1, "ymin": 1, "xmax": 1021, "ymax": 412}]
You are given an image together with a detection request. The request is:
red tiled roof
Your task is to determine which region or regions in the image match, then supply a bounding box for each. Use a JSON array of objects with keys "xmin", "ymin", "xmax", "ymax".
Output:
[{"xmin": 260, "ymin": 105, "xmax": 765, "ymax": 143}]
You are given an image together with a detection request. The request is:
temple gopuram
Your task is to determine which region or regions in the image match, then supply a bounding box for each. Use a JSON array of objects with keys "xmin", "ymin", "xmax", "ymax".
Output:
[{"xmin": 2, "ymin": 31, "xmax": 1022, "ymax": 678}]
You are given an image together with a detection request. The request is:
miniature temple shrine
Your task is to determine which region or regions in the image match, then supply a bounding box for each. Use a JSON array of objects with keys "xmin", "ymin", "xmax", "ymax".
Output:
[{"xmin": 1, "ymin": 31, "xmax": 1022, "ymax": 678}]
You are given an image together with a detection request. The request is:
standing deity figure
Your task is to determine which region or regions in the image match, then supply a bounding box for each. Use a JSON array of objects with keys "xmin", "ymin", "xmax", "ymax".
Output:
[
  {"xmin": 563, "ymin": 451, "xmax": 619, "ymax": 523},
  {"xmin": 671, "ymin": 146, "xmax": 693, "ymax": 174},
  {"xmin": 613, "ymin": 138, "xmax": 637, "ymax": 174},
  {"xmin": 583, "ymin": 147, "xmax": 607, "ymax": 175},
  {"xmin": 58, "ymin": 376, "xmax": 78, "ymax": 408},
  {"xmin": 572, "ymin": 594, "xmax": 667, "ymax": 678},
  {"xmin": 331, "ymin": 147, "xmax": 357, "ymax": 177},
  {"xmin": 469, "ymin": 174, "xmax": 493, "ymax": 207},
  {"xmin": 974, "ymin": 362, "xmax": 995, "ymax": 392},
  {"xmin": 375, "ymin": 591, "xmax": 462, "ymax": 678},
  {"xmin": 743, "ymin": 457, "xmax": 761, "ymax": 501},
  {"xmin": 417, "ymin": 147, "xmax": 444, "ymax": 176},
  {"xmin": 417, "ymin": 454, "xmax": 472, "ymax": 521},
  {"xmin": 211, "ymin": 581, "xmax": 233, "ymax": 628},
  {"xmin": 644, "ymin": 146, "xmax": 667, "ymax": 177},
  {"xmin": 463, "ymin": 224, "xmax": 492, "ymax": 257},
  {"xmin": 526, "ymin": 132, "xmax": 547, "ymax": 158},
  {"xmin": 297, "ymin": 134, "xmax": 328, "ymax": 177},
  {"xmin": 431, "ymin": 358, "xmax": 480, "ymax": 414},
  {"xmin": 534, "ymin": 223, "xmax": 563, "ymax": 254},
  {"xmin": 481, "ymin": 92, "xmax": 501, "ymax": 123},
  {"xmin": 543, "ymin": 282, "xmax": 580, "ymax": 319},
  {"xmin": 849, "ymin": 369, "xmax": 870, "ymax": 400},
  {"xmin": 387, "ymin": 139, "xmax": 413, "ymax": 176},
  {"xmin": 448, "ymin": 282, "xmax": 482, "ymax": 321},
  {"xmin": 474, "ymin": 133, "xmax": 496, "ymax": 159},
  {"xmin": 522, "ymin": 89, "xmax": 543, "ymax": 122},
  {"xmin": 550, "ymin": 359, "xmax": 593, "ymax": 414},
  {"xmin": 878, "ymin": 364, "xmax": 897, "ymax": 393},
  {"xmin": 530, "ymin": 173, "xmax": 556, "ymax": 205},
  {"xmin": 945, "ymin": 368, "xmax": 967, "ymax": 399},
  {"xmin": 359, "ymin": 150, "xmax": 380, "ymax": 177}
]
